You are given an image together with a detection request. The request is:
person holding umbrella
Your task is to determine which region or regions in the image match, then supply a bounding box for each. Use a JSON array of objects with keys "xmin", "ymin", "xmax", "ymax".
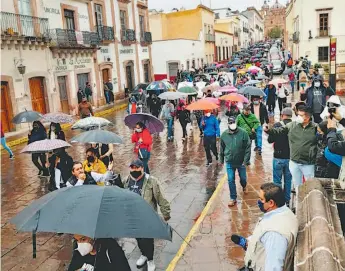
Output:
[
  {"xmin": 48, "ymin": 122, "xmax": 65, "ymax": 141},
  {"xmin": 132, "ymin": 122, "xmax": 153, "ymax": 174},
  {"xmin": 68, "ymin": 235, "xmax": 130, "ymax": 271},
  {"xmin": 160, "ymin": 100, "xmax": 175, "ymax": 141},
  {"xmin": 201, "ymin": 110, "xmax": 220, "ymax": 166},
  {"xmin": 28, "ymin": 121, "xmax": 49, "ymax": 176},
  {"xmin": 123, "ymin": 159, "xmax": 171, "ymax": 271},
  {"xmin": 176, "ymin": 101, "xmax": 190, "ymax": 141}
]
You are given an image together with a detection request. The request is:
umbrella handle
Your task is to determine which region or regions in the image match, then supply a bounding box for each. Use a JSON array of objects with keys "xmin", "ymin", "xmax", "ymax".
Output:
[{"xmin": 32, "ymin": 231, "xmax": 37, "ymax": 258}]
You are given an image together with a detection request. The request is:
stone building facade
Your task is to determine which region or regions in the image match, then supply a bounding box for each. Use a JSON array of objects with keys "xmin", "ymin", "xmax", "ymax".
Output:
[{"xmin": 260, "ymin": 0, "xmax": 286, "ymax": 41}]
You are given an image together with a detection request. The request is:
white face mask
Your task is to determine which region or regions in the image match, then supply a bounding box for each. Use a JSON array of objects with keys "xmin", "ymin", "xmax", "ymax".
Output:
[
  {"xmin": 76, "ymin": 242, "xmax": 93, "ymax": 256},
  {"xmin": 229, "ymin": 123, "xmax": 237, "ymax": 130},
  {"xmin": 205, "ymin": 113, "xmax": 211, "ymax": 117},
  {"xmin": 314, "ymin": 82, "xmax": 321, "ymax": 88},
  {"xmin": 296, "ymin": 115, "xmax": 304, "ymax": 124},
  {"xmin": 135, "ymin": 128, "xmax": 142, "ymax": 133}
]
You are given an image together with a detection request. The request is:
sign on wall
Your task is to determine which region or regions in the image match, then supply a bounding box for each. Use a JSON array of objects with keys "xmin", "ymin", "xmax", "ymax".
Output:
[{"xmin": 55, "ymin": 57, "xmax": 93, "ymax": 71}]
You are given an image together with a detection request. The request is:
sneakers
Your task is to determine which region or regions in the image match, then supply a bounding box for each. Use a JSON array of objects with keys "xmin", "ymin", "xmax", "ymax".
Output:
[
  {"xmin": 147, "ymin": 260, "xmax": 156, "ymax": 271},
  {"xmin": 9, "ymin": 155, "xmax": 15, "ymax": 160},
  {"xmin": 254, "ymin": 146, "xmax": 258, "ymax": 151},
  {"xmin": 243, "ymin": 186, "xmax": 248, "ymax": 194},
  {"xmin": 136, "ymin": 255, "xmax": 148, "ymax": 268},
  {"xmin": 258, "ymin": 148, "xmax": 262, "ymax": 155},
  {"xmin": 38, "ymin": 170, "xmax": 43, "ymax": 176},
  {"xmin": 228, "ymin": 200, "xmax": 237, "ymax": 207},
  {"xmin": 182, "ymin": 137, "xmax": 186, "ymax": 141},
  {"xmin": 206, "ymin": 161, "xmax": 211, "ymax": 167}
]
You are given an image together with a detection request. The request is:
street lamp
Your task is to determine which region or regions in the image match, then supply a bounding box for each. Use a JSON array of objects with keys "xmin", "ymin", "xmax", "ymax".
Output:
[{"xmin": 17, "ymin": 64, "xmax": 26, "ymax": 75}]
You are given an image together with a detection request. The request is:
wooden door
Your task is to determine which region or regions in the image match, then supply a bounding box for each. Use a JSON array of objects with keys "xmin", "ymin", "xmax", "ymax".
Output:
[
  {"xmin": 77, "ymin": 73, "xmax": 89, "ymax": 91},
  {"xmin": 102, "ymin": 69, "xmax": 109, "ymax": 84},
  {"xmin": 57, "ymin": 76, "xmax": 69, "ymax": 114},
  {"xmin": 126, "ymin": 65, "xmax": 133, "ymax": 91},
  {"xmin": 0, "ymin": 82, "xmax": 12, "ymax": 132},
  {"xmin": 29, "ymin": 77, "xmax": 47, "ymax": 114}
]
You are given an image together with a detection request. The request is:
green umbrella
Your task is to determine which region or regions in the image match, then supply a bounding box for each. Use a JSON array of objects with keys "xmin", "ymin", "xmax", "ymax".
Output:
[{"xmin": 178, "ymin": 86, "xmax": 197, "ymax": 95}]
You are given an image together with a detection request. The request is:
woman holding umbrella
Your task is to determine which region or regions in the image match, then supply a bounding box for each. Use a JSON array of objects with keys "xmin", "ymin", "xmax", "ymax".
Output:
[
  {"xmin": 176, "ymin": 101, "xmax": 190, "ymax": 141},
  {"xmin": 131, "ymin": 122, "xmax": 153, "ymax": 174},
  {"xmin": 48, "ymin": 123, "xmax": 65, "ymax": 141},
  {"xmin": 28, "ymin": 121, "xmax": 49, "ymax": 176}
]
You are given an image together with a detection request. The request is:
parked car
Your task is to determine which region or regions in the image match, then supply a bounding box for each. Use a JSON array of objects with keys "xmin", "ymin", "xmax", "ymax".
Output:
[{"xmin": 272, "ymin": 59, "xmax": 283, "ymax": 74}]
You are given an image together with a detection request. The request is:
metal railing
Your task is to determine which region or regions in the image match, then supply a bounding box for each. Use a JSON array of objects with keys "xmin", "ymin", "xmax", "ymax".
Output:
[
  {"xmin": 121, "ymin": 29, "xmax": 136, "ymax": 43},
  {"xmin": 234, "ymin": 31, "xmax": 239, "ymax": 37},
  {"xmin": 49, "ymin": 28, "xmax": 100, "ymax": 47},
  {"xmin": 140, "ymin": 31, "xmax": 152, "ymax": 44},
  {"xmin": 293, "ymin": 31, "xmax": 299, "ymax": 43},
  {"xmin": 205, "ymin": 33, "xmax": 215, "ymax": 42},
  {"xmin": 95, "ymin": 25, "xmax": 115, "ymax": 41},
  {"xmin": 0, "ymin": 11, "xmax": 50, "ymax": 40},
  {"xmin": 317, "ymin": 27, "xmax": 330, "ymax": 37}
]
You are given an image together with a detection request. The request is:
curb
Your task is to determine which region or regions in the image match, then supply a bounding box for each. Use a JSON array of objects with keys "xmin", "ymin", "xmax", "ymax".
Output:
[
  {"xmin": 3, "ymin": 103, "xmax": 128, "ymax": 149},
  {"xmin": 166, "ymin": 174, "xmax": 227, "ymax": 271}
]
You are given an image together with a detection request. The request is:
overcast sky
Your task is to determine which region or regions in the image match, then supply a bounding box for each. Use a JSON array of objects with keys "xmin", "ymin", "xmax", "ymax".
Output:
[{"xmin": 148, "ymin": 0, "xmax": 286, "ymax": 12}]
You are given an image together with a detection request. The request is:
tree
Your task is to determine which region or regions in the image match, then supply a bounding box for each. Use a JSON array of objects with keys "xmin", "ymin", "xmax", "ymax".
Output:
[{"xmin": 268, "ymin": 26, "xmax": 282, "ymax": 39}]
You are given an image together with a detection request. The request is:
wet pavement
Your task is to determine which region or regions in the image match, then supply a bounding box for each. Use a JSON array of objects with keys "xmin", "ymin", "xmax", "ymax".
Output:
[{"xmin": 1, "ymin": 90, "xmax": 302, "ymax": 270}]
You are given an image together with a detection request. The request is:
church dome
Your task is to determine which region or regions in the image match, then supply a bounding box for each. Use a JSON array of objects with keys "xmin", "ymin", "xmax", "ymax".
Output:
[
  {"xmin": 262, "ymin": 0, "xmax": 269, "ymax": 9},
  {"xmin": 271, "ymin": 0, "xmax": 285, "ymax": 9}
]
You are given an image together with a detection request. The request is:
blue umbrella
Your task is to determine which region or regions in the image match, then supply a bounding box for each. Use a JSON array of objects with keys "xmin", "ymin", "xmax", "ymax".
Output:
[
  {"xmin": 124, "ymin": 113, "xmax": 164, "ymax": 133},
  {"xmin": 229, "ymin": 67, "xmax": 237, "ymax": 72},
  {"xmin": 228, "ymin": 61, "xmax": 232, "ymax": 65},
  {"xmin": 232, "ymin": 60, "xmax": 242, "ymax": 65}
]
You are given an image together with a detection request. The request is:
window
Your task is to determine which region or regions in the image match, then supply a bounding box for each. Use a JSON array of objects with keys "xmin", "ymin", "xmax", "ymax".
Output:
[
  {"xmin": 318, "ymin": 46, "xmax": 329, "ymax": 62},
  {"xmin": 186, "ymin": 60, "xmax": 190, "ymax": 71},
  {"xmin": 18, "ymin": 0, "xmax": 32, "ymax": 16},
  {"xmin": 217, "ymin": 47, "xmax": 220, "ymax": 61},
  {"xmin": 223, "ymin": 47, "xmax": 226, "ymax": 60},
  {"xmin": 139, "ymin": 15, "xmax": 145, "ymax": 38},
  {"xmin": 226, "ymin": 47, "xmax": 229, "ymax": 59},
  {"xmin": 201, "ymin": 58, "xmax": 204, "ymax": 67},
  {"xmin": 144, "ymin": 63, "xmax": 150, "ymax": 82},
  {"xmin": 94, "ymin": 4, "xmax": 103, "ymax": 26},
  {"xmin": 319, "ymin": 13, "xmax": 329, "ymax": 36},
  {"xmin": 120, "ymin": 10, "xmax": 127, "ymax": 30},
  {"xmin": 192, "ymin": 59, "xmax": 195, "ymax": 68},
  {"xmin": 64, "ymin": 9, "xmax": 75, "ymax": 30}
]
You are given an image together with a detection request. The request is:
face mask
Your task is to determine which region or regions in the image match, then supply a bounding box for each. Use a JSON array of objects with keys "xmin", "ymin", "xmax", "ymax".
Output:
[
  {"xmin": 33, "ymin": 126, "xmax": 39, "ymax": 130},
  {"xmin": 253, "ymin": 101, "xmax": 259, "ymax": 105},
  {"xmin": 87, "ymin": 156, "xmax": 95, "ymax": 163},
  {"xmin": 130, "ymin": 170, "xmax": 142, "ymax": 179},
  {"xmin": 135, "ymin": 128, "xmax": 142, "ymax": 133},
  {"xmin": 76, "ymin": 242, "xmax": 93, "ymax": 256},
  {"xmin": 229, "ymin": 123, "xmax": 237, "ymax": 131},
  {"xmin": 257, "ymin": 200, "xmax": 267, "ymax": 213},
  {"xmin": 296, "ymin": 115, "xmax": 304, "ymax": 124},
  {"xmin": 314, "ymin": 82, "xmax": 321, "ymax": 88},
  {"xmin": 205, "ymin": 113, "xmax": 211, "ymax": 117}
]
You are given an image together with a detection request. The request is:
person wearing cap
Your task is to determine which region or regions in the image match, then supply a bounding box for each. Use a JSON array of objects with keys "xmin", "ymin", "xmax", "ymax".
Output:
[
  {"xmin": 267, "ymin": 107, "xmax": 293, "ymax": 204},
  {"xmin": 123, "ymin": 159, "xmax": 171, "ymax": 271},
  {"xmin": 219, "ymin": 117, "xmax": 251, "ymax": 207},
  {"xmin": 265, "ymin": 105, "xmax": 318, "ymax": 187},
  {"xmin": 236, "ymin": 103, "xmax": 261, "ymax": 155},
  {"xmin": 78, "ymin": 96, "xmax": 93, "ymax": 119},
  {"xmin": 300, "ymin": 75, "xmax": 334, "ymax": 123},
  {"xmin": 200, "ymin": 109, "xmax": 220, "ymax": 166}
]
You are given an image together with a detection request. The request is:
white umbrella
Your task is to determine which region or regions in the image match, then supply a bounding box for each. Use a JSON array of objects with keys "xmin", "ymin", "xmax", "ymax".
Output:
[
  {"xmin": 158, "ymin": 92, "xmax": 186, "ymax": 100},
  {"xmin": 71, "ymin": 117, "xmax": 112, "ymax": 130}
]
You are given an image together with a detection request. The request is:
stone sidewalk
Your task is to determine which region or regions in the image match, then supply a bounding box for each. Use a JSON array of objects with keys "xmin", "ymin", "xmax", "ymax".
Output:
[{"xmin": 172, "ymin": 160, "xmax": 270, "ymax": 271}]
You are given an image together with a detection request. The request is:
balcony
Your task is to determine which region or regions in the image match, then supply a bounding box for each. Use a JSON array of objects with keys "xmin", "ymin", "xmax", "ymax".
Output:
[
  {"xmin": 243, "ymin": 27, "xmax": 249, "ymax": 33},
  {"xmin": 95, "ymin": 25, "xmax": 115, "ymax": 42},
  {"xmin": 121, "ymin": 29, "xmax": 136, "ymax": 45},
  {"xmin": 317, "ymin": 27, "xmax": 330, "ymax": 37},
  {"xmin": 293, "ymin": 31, "xmax": 299, "ymax": 43},
  {"xmin": 0, "ymin": 12, "xmax": 50, "ymax": 43},
  {"xmin": 49, "ymin": 28, "xmax": 100, "ymax": 48},
  {"xmin": 137, "ymin": 0, "xmax": 148, "ymax": 9},
  {"xmin": 140, "ymin": 31, "xmax": 152, "ymax": 46},
  {"xmin": 205, "ymin": 33, "xmax": 215, "ymax": 42}
]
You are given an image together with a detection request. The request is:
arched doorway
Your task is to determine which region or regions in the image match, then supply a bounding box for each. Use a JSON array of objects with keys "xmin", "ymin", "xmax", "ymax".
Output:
[
  {"xmin": 1, "ymin": 81, "xmax": 14, "ymax": 132},
  {"xmin": 29, "ymin": 77, "xmax": 47, "ymax": 114},
  {"xmin": 125, "ymin": 61, "xmax": 135, "ymax": 92}
]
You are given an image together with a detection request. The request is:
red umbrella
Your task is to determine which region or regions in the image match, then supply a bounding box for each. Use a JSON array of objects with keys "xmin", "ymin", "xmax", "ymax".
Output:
[
  {"xmin": 186, "ymin": 100, "xmax": 219, "ymax": 111},
  {"xmin": 219, "ymin": 93, "xmax": 249, "ymax": 103}
]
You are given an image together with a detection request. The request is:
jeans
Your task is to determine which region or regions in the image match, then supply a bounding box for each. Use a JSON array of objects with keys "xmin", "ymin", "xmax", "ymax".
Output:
[
  {"xmin": 255, "ymin": 126, "xmax": 262, "ymax": 149},
  {"xmin": 278, "ymin": 97, "xmax": 287, "ymax": 113},
  {"xmin": 137, "ymin": 238, "xmax": 154, "ymax": 261},
  {"xmin": 1, "ymin": 137, "xmax": 13, "ymax": 156},
  {"xmin": 105, "ymin": 91, "xmax": 110, "ymax": 104},
  {"xmin": 289, "ymin": 160, "xmax": 315, "ymax": 187},
  {"xmin": 180, "ymin": 121, "xmax": 187, "ymax": 138},
  {"xmin": 226, "ymin": 164, "xmax": 247, "ymax": 200},
  {"xmin": 273, "ymin": 158, "xmax": 292, "ymax": 202},
  {"xmin": 138, "ymin": 151, "xmax": 151, "ymax": 174},
  {"xmin": 290, "ymin": 81, "xmax": 295, "ymax": 92},
  {"xmin": 324, "ymin": 147, "xmax": 342, "ymax": 167},
  {"xmin": 167, "ymin": 118, "xmax": 174, "ymax": 138},
  {"xmin": 203, "ymin": 136, "xmax": 218, "ymax": 163}
]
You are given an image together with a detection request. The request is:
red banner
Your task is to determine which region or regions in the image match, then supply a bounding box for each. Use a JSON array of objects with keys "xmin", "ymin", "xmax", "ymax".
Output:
[{"xmin": 330, "ymin": 38, "xmax": 337, "ymax": 62}]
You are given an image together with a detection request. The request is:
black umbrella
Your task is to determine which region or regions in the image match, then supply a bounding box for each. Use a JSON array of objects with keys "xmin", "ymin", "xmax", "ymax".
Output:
[
  {"xmin": 283, "ymin": 68, "xmax": 294, "ymax": 75},
  {"xmin": 12, "ymin": 110, "xmax": 42, "ymax": 124},
  {"xmin": 11, "ymin": 185, "xmax": 172, "ymax": 239},
  {"xmin": 242, "ymin": 86, "xmax": 266, "ymax": 96}
]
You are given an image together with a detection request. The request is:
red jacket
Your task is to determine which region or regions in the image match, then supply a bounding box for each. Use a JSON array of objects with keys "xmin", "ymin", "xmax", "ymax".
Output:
[{"xmin": 131, "ymin": 128, "xmax": 152, "ymax": 153}]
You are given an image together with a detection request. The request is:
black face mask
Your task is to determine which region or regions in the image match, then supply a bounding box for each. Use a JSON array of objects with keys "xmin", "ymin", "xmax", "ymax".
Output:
[
  {"xmin": 130, "ymin": 170, "xmax": 142, "ymax": 179},
  {"xmin": 87, "ymin": 156, "xmax": 95, "ymax": 163}
]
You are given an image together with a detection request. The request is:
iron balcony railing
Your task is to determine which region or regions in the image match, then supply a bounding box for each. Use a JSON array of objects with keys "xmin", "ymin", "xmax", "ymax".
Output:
[
  {"xmin": 0, "ymin": 11, "xmax": 50, "ymax": 40},
  {"xmin": 317, "ymin": 27, "xmax": 330, "ymax": 37},
  {"xmin": 95, "ymin": 25, "xmax": 115, "ymax": 41},
  {"xmin": 121, "ymin": 29, "xmax": 136, "ymax": 44},
  {"xmin": 205, "ymin": 33, "xmax": 215, "ymax": 42},
  {"xmin": 293, "ymin": 31, "xmax": 299, "ymax": 43},
  {"xmin": 140, "ymin": 31, "xmax": 152, "ymax": 45},
  {"xmin": 49, "ymin": 28, "xmax": 100, "ymax": 47}
]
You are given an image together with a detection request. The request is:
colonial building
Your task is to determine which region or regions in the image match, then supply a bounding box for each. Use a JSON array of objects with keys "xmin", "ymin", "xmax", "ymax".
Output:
[
  {"xmin": 242, "ymin": 7, "xmax": 264, "ymax": 43},
  {"xmin": 149, "ymin": 5, "xmax": 215, "ymax": 80},
  {"xmin": 260, "ymin": 0, "xmax": 286, "ymax": 42},
  {"xmin": 215, "ymin": 30, "xmax": 234, "ymax": 63},
  {"xmin": 1, "ymin": 0, "xmax": 153, "ymax": 132}
]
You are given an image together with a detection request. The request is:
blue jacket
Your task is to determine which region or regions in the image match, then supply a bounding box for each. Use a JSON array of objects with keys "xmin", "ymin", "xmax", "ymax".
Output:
[{"xmin": 200, "ymin": 115, "xmax": 220, "ymax": 137}]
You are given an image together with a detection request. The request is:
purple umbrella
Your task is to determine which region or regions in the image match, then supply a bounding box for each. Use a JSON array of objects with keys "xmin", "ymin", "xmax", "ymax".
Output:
[
  {"xmin": 20, "ymin": 139, "xmax": 71, "ymax": 154},
  {"xmin": 124, "ymin": 113, "xmax": 164, "ymax": 134}
]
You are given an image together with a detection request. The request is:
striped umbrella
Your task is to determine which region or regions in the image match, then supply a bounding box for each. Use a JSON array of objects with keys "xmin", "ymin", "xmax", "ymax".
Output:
[
  {"xmin": 42, "ymin": 113, "xmax": 74, "ymax": 124},
  {"xmin": 20, "ymin": 139, "xmax": 71, "ymax": 154}
]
